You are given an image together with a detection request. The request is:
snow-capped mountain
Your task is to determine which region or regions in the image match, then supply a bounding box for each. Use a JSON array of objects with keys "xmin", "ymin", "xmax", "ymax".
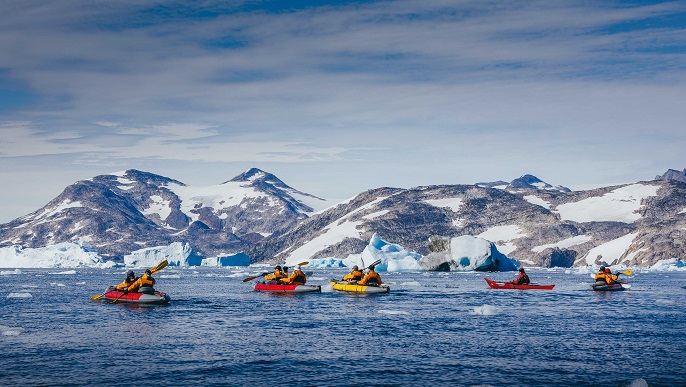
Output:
[
  {"xmin": 249, "ymin": 177, "xmax": 686, "ymax": 268},
  {"xmin": 477, "ymin": 174, "xmax": 571, "ymax": 192},
  {"xmin": 0, "ymin": 168, "xmax": 329, "ymax": 260}
]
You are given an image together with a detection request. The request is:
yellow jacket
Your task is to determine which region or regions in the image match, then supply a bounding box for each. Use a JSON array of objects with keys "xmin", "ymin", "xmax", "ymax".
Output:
[
  {"xmin": 264, "ymin": 268, "xmax": 285, "ymax": 281},
  {"xmin": 594, "ymin": 272, "xmax": 607, "ymax": 282},
  {"xmin": 280, "ymin": 269, "xmax": 307, "ymax": 285},
  {"xmin": 343, "ymin": 270, "xmax": 363, "ymax": 282},
  {"xmin": 358, "ymin": 270, "xmax": 382, "ymax": 286},
  {"xmin": 128, "ymin": 272, "xmax": 155, "ymax": 293},
  {"xmin": 605, "ymin": 273, "xmax": 618, "ymax": 285},
  {"xmin": 115, "ymin": 278, "xmax": 136, "ymax": 291}
]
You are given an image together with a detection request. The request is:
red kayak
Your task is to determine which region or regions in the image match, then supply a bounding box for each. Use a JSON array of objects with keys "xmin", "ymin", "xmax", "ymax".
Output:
[
  {"xmin": 254, "ymin": 283, "xmax": 321, "ymax": 293},
  {"xmin": 103, "ymin": 288, "xmax": 170, "ymax": 304},
  {"xmin": 485, "ymin": 278, "xmax": 555, "ymax": 290}
]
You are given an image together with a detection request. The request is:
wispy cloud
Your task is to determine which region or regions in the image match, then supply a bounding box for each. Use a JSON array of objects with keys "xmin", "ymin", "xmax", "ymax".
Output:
[{"xmin": 0, "ymin": 0, "xmax": 685, "ymax": 221}]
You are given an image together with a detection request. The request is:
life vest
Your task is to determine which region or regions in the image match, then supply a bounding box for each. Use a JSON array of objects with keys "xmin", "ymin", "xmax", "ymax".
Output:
[
  {"xmin": 264, "ymin": 269, "xmax": 285, "ymax": 281},
  {"xmin": 343, "ymin": 270, "xmax": 363, "ymax": 282},
  {"xmin": 128, "ymin": 273, "xmax": 155, "ymax": 293},
  {"xmin": 605, "ymin": 274, "xmax": 618, "ymax": 285},
  {"xmin": 359, "ymin": 271, "xmax": 382, "ymax": 286},
  {"xmin": 115, "ymin": 278, "xmax": 136, "ymax": 291},
  {"xmin": 514, "ymin": 272, "xmax": 530, "ymax": 285},
  {"xmin": 281, "ymin": 270, "xmax": 307, "ymax": 285}
]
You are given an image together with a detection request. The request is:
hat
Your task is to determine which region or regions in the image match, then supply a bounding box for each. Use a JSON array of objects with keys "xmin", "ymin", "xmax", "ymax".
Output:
[
  {"xmin": 605, "ymin": 268, "xmax": 611, "ymax": 273},
  {"xmin": 518, "ymin": 267, "xmax": 525, "ymax": 272},
  {"xmin": 126, "ymin": 270, "xmax": 135, "ymax": 277},
  {"xmin": 352, "ymin": 265, "xmax": 359, "ymax": 270},
  {"xmin": 369, "ymin": 265, "xmax": 375, "ymax": 270},
  {"xmin": 599, "ymin": 266, "xmax": 605, "ymax": 271}
]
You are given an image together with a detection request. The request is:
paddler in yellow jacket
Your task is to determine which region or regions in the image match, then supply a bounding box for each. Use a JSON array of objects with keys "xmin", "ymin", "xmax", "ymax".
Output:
[
  {"xmin": 128, "ymin": 269, "xmax": 155, "ymax": 293},
  {"xmin": 594, "ymin": 266, "xmax": 607, "ymax": 285},
  {"xmin": 115, "ymin": 270, "xmax": 137, "ymax": 291},
  {"xmin": 264, "ymin": 265, "xmax": 285, "ymax": 282},
  {"xmin": 280, "ymin": 266, "xmax": 307, "ymax": 285},
  {"xmin": 342, "ymin": 265, "xmax": 363, "ymax": 283},
  {"xmin": 358, "ymin": 265, "xmax": 382, "ymax": 286}
]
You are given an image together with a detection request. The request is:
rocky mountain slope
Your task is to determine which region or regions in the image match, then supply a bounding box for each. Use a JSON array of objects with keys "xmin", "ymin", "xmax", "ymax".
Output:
[
  {"xmin": 2, "ymin": 169, "xmax": 685, "ymax": 267},
  {"xmin": 248, "ymin": 176, "xmax": 686, "ymax": 268},
  {"xmin": 0, "ymin": 168, "xmax": 328, "ymax": 260}
]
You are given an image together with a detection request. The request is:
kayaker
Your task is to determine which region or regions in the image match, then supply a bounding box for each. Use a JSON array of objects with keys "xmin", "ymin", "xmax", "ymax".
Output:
[
  {"xmin": 511, "ymin": 267, "xmax": 530, "ymax": 285},
  {"xmin": 594, "ymin": 266, "xmax": 607, "ymax": 285},
  {"xmin": 115, "ymin": 270, "xmax": 137, "ymax": 291},
  {"xmin": 264, "ymin": 265, "xmax": 285, "ymax": 283},
  {"xmin": 342, "ymin": 265, "xmax": 363, "ymax": 283},
  {"xmin": 128, "ymin": 269, "xmax": 156, "ymax": 293},
  {"xmin": 604, "ymin": 268, "xmax": 618, "ymax": 285},
  {"xmin": 358, "ymin": 265, "xmax": 382, "ymax": 286},
  {"xmin": 281, "ymin": 266, "xmax": 307, "ymax": 285}
]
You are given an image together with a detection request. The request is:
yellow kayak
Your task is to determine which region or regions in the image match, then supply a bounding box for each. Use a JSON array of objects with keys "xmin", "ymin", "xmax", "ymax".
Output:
[{"xmin": 330, "ymin": 281, "xmax": 390, "ymax": 294}]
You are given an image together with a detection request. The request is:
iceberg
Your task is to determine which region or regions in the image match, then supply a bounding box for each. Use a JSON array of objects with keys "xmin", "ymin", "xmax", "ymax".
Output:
[
  {"xmin": 201, "ymin": 252, "xmax": 250, "ymax": 267},
  {"xmin": 343, "ymin": 233, "xmax": 423, "ymax": 272},
  {"xmin": 0, "ymin": 242, "xmax": 111, "ymax": 268},
  {"xmin": 124, "ymin": 242, "xmax": 204, "ymax": 267},
  {"xmin": 420, "ymin": 235, "xmax": 519, "ymax": 272},
  {"xmin": 309, "ymin": 258, "xmax": 346, "ymax": 268}
]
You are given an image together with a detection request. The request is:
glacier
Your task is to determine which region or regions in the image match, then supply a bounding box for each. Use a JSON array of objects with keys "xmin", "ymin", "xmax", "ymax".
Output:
[{"xmin": 124, "ymin": 242, "xmax": 204, "ymax": 267}]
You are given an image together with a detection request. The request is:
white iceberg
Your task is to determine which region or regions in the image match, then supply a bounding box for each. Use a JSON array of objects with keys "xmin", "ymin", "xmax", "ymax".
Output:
[
  {"xmin": 201, "ymin": 252, "xmax": 250, "ymax": 267},
  {"xmin": 0, "ymin": 242, "xmax": 110, "ymax": 268},
  {"xmin": 420, "ymin": 235, "xmax": 519, "ymax": 272},
  {"xmin": 342, "ymin": 233, "xmax": 423, "ymax": 272},
  {"xmin": 309, "ymin": 258, "xmax": 346, "ymax": 268},
  {"xmin": 646, "ymin": 258, "xmax": 686, "ymax": 272},
  {"xmin": 124, "ymin": 242, "xmax": 204, "ymax": 267}
]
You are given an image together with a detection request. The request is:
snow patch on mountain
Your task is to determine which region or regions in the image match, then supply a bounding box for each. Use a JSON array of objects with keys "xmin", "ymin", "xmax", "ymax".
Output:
[
  {"xmin": 532, "ymin": 235, "xmax": 593, "ymax": 252},
  {"xmin": 477, "ymin": 225, "xmax": 525, "ymax": 255},
  {"xmin": 556, "ymin": 184, "xmax": 660, "ymax": 223},
  {"xmin": 523, "ymin": 195, "xmax": 552, "ymax": 209},
  {"xmin": 424, "ymin": 198, "xmax": 464, "ymax": 212},
  {"xmin": 580, "ymin": 232, "xmax": 638, "ymax": 266}
]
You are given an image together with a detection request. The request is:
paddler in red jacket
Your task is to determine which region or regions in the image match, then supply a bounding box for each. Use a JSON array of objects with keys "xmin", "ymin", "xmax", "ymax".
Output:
[
  {"xmin": 358, "ymin": 265, "xmax": 382, "ymax": 286},
  {"xmin": 511, "ymin": 267, "xmax": 530, "ymax": 285},
  {"xmin": 128, "ymin": 269, "xmax": 155, "ymax": 293}
]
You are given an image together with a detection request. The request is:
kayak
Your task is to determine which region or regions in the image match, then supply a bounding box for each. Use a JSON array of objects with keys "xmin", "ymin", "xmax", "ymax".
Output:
[
  {"xmin": 592, "ymin": 282, "xmax": 630, "ymax": 291},
  {"xmin": 484, "ymin": 278, "xmax": 555, "ymax": 290},
  {"xmin": 102, "ymin": 288, "xmax": 170, "ymax": 304},
  {"xmin": 254, "ymin": 283, "xmax": 321, "ymax": 293},
  {"xmin": 330, "ymin": 281, "xmax": 390, "ymax": 294}
]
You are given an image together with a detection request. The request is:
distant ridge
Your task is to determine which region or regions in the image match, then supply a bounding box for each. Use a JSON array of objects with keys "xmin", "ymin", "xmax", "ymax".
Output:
[{"xmin": 655, "ymin": 168, "xmax": 686, "ymax": 183}]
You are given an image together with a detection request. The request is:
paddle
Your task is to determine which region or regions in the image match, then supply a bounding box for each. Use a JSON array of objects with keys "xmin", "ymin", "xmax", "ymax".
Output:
[
  {"xmin": 90, "ymin": 260, "xmax": 169, "ymax": 301},
  {"xmin": 243, "ymin": 261, "xmax": 309, "ymax": 282}
]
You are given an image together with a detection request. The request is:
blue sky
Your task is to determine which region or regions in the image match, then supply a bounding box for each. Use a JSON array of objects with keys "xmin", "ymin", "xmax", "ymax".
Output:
[{"xmin": 1, "ymin": 0, "xmax": 685, "ymax": 222}]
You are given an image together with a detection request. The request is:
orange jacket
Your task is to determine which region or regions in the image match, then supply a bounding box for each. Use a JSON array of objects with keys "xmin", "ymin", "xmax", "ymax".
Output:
[
  {"xmin": 594, "ymin": 272, "xmax": 607, "ymax": 282},
  {"xmin": 605, "ymin": 273, "xmax": 618, "ymax": 285},
  {"xmin": 513, "ymin": 272, "xmax": 530, "ymax": 285},
  {"xmin": 358, "ymin": 270, "xmax": 382, "ymax": 286},
  {"xmin": 343, "ymin": 270, "xmax": 363, "ymax": 282},
  {"xmin": 128, "ymin": 272, "xmax": 155, "ymax": 293},
  {"xmin": 280, "ymin": 269, "xmax": 307, "ymax": 285}
]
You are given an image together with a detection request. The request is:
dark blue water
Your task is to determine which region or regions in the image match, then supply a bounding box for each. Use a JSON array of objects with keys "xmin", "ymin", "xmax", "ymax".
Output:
[{"xmin": 1, "ymin": 268, "xmax": 685, "ymax": 386}]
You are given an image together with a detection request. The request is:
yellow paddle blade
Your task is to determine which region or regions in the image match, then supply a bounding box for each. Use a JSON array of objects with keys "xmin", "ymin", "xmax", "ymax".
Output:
[
  {"xmin": 298, "ymin": 261, "xmax": 309, "ymax": 266},
  {"xmin": 622, "ymin": 270, "xmax": 633, "ymax": 276},
  {"xmin": 89, "ymin": 293, "xmax": 104, "ymax": 301},
  {"xmin": 151, "ymin": 260, "xmax": 169, "ymax": 274}
]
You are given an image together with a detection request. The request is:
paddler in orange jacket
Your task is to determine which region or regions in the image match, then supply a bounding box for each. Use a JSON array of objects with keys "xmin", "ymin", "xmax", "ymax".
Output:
[
  {"xmin": 115, "ymin": 270, "xmax": 137, "ymax": 291},
  {"xmin": 604, "ymin": 268, "xmax": 618, "ymax": 285},
  {"xmin": 358, "ymin": 265, "xmax": 382, "ymax": 286},
  {"xmin": 280, "ymin": 266, "xmax": 307, "ymax": 285},
  {"xmin": 342, "ymin": 265, "xmax": 363, "ymax": 283},
  {"xmin": 128, "ymin": 269, "xmax": 155, "ymax": 293}
]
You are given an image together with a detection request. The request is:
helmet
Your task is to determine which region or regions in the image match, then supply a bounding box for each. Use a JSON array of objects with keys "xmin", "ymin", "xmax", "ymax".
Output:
[
  {"xmin": 352, "ymin": 265, "xmax": 359, "ymax": 271},
  {"xmin": 599, "ymin": 266, "xmax": 605, "ymax": 271},
  {"xmin": 605, "ymin": 268, "xmax": 611, "ymax": 273}
]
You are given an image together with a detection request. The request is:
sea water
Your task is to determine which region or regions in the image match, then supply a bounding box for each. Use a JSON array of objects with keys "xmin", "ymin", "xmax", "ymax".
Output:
[{"xmin": 1, "ymin": 268, "xmax": 684, "ymax": 386}]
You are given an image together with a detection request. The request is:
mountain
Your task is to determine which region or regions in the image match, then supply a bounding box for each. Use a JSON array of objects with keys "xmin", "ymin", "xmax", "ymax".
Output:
[
  {"xmin": 248, "ymin": 178, "xmax": 686, "ymax": 268},
  {"xmin": 477, "ymin": 174, "xmax": 570, "ymax": 192},
  {"xmin": 0, "ymin": 168, "xmax": 329, "ymax": 260},
  {"xmin": 656, "ymin": 168, "xmax": 686, "ymax": 183}
]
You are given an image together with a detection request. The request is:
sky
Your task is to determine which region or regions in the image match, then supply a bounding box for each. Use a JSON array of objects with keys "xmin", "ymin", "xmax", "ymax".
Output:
[{"xmin": 1, "ymin": 0, "xmax": 685, "ymax": 223}]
